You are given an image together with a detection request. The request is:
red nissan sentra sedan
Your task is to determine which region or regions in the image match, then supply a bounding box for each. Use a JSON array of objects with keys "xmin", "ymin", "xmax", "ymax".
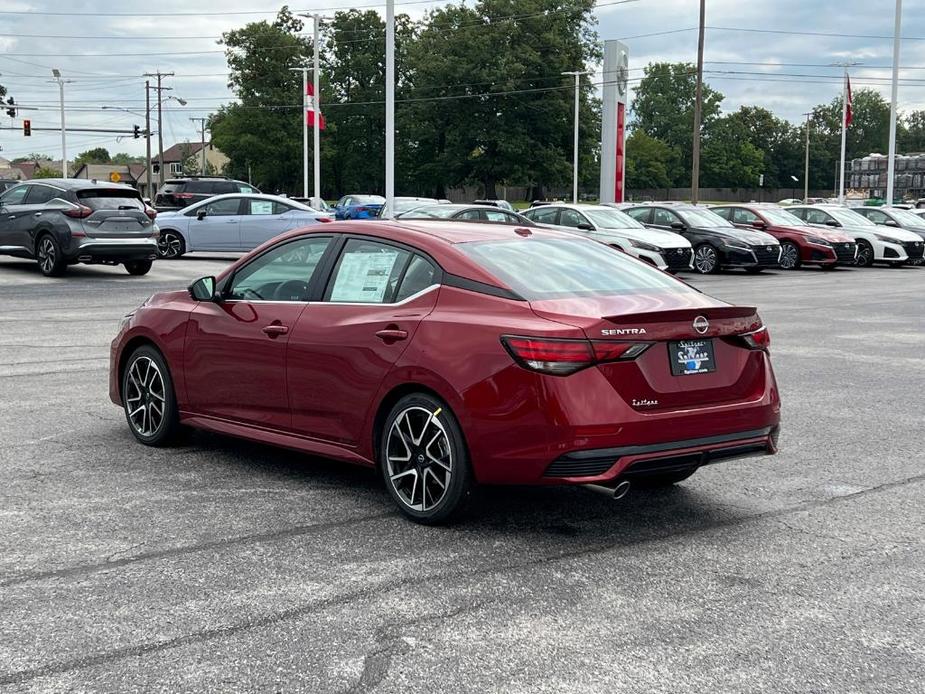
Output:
[{"xmin": 110, "ymin": 221, "xmax": 781, "ymax": 523}]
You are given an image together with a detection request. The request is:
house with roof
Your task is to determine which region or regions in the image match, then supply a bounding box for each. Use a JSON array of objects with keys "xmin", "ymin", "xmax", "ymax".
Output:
[
  {"xmin": 154, "ymin": 141, "xmax": 229, "ymax": 179},
  {"xmin": 71, "ymin": 163, "xmax": 146, "ymax": 188}
]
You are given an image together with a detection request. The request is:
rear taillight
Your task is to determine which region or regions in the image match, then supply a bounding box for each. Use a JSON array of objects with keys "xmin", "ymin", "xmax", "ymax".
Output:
[
  {"xmin": 145, "ymin": 207, "xmax": 157, "ymax": 220},
  {"xmin": 174, "ymin": 193, "xmax": 194, "ymax": 199},
  {"xmin": 738, "ymin": 327, "xmax": 770, "ymax": 351},
  {"xmin": 501, "ymin": 336, "xmax": 650, "ymax": 376},
  {"xmin": 63, "ymin": 205, "xmax": 93, "ymax": 219},
  {"xmin": 356, "ymin": 206, "xmax": 367, "ymax": 213},
  {"xmin": 316, "ymin": 216, "xmax": 333, "ymax": 223}
]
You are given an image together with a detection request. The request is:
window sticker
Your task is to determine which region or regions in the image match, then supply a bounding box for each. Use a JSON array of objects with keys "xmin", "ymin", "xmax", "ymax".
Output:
[
  {"xmin": 250, "ymin": 200, "xmax": 274, "ymax": 215},
  {"xmin": 330, "ymin": 250, "xmax": 400, "ymax": 302}
]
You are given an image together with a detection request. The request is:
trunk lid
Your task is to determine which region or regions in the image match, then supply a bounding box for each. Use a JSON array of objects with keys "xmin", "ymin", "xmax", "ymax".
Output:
[
  {"xmin": 530, "ymin": 292, "xmax": 766, "ymax": 410},
  {"xmin": 77, "ymin": 188, "xmax": 154, "ymax": 238}
]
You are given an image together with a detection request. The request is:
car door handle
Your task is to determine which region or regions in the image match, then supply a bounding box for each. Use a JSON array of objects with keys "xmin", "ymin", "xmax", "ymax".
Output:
[
  {"xmin": 226, "ymin": 219, "xmax": 238, "ymax": 224},
  {"xmin": 262, "ymin": 324, "xmax": 289, "ymax": 337},
  {"xmin": 33, "ymin": 212, "xmax": 42, "ymax": 217},
  {"xmin": 376, "ymin": 328, "xmax": 408, "ymax": 341}
]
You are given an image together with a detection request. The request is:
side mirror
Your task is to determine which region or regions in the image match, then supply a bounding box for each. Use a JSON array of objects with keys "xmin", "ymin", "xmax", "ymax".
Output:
[
  {"xmin": 196, "ymin": 209, "xmax": 207, "ymax": 220},
  {"xmin": 670, "ymin": 221, "xmax": 686, "ymax": 230},
  {"xmin": 188, "ymin": 276, "xmax": 217, "ymax": 302},
  {"xmin": 576, "ymin": 223, "xmax": 594, "ymax": 231},
  {"xmin": 825, "ymin": 220, "xmax": 840, "ymax": 227},
  {"xmin": 884, "ymin": 219, "xmax": 899, "ymax": 227},
  {"xmin": 751, "ymin": 220, "xmax": 767, "ymax": 229}
]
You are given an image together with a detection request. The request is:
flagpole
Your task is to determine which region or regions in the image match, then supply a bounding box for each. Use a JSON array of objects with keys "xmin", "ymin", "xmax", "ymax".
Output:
[
  {"xmin": 886, "ymin": 0, "xmax": 902, "ymax": 206},
  {"xmin": 384, "ymin": 0, "xmax": 395, "ymax": 219},
  {"xmin": 312, "ymin": 14, "xmax": 322, "ymax": 208},
  {"xmin": 838, "ymin": 67, "xmax": 848, "ymax": 204}
]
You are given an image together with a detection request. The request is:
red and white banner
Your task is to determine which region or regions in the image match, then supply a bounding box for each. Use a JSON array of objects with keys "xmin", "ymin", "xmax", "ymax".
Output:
[
  {"xmin": 306, "ymin": 82, "xmax": 326, "ymax": 130},
  {"xmin": 845, "ymin": 75, "xmax": 853, "ymax": 128}
]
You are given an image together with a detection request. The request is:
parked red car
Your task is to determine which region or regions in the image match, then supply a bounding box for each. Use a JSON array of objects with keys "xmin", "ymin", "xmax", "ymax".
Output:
[
  {"xmin": 710, "ymin": 204, "xmax": 857, "ymax": 269},
  {"xmin": 110, "ymin": 221, "xmax": 781, "ymax": 523}
]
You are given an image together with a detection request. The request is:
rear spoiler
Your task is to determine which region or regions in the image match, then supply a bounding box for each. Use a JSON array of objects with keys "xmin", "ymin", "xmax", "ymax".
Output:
[{"xmin": 604, "ymin": 306, "xmax": 757, "ymax": 325}]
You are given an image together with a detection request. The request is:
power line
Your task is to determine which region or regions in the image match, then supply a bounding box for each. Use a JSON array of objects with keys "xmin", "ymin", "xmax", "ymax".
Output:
[{"xmin": 706, "ymin": 25, "xmax": 925, "ymax": 41}]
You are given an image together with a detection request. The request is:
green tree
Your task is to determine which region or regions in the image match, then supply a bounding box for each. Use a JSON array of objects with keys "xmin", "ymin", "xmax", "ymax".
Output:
[
  {"xmin": 631, "ymin": 62, "xmax": 723, "ymax": 186},
  {"xmin": 12, "ymin": 153, "xmax": 53, "ymax": 164},
  {"xmin": 625, "ymin": 130, "xmax": 674, "ymax": 190},
  {"xmin": 897, "ymin": 110, "xmax": 925, "ymax": 152},
  {"xmin": 74, "ymin": 147, "xmax": 111, "ymax": 166},
  {"xmin": 699, "ymin": 114, "xmax": 764, "ymax": 188},
  {"xmin": 111, "ymin": 152, "xmax": 144, "ymax": 164},
  {"xmin": 210, "ymin": 7, "xmax": 310, "ymax": 194},
  {"xmin": 32, "ymin": 166, "xmax": 62, "ymax": 178},
  {"xmin": 723, "ymin": 106, "xmax": 802, "ymax": 189}
]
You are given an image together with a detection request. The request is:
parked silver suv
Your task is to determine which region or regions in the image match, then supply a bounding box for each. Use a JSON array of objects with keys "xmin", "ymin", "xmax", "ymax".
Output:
[{"xmin": 0, "ymin": 179, "xmax": 159, "ymax": 276}]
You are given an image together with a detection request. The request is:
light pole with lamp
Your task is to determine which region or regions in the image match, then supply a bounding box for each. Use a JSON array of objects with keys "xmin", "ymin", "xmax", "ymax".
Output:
[
  {"xmin": 50, "ymin": 69, "xmax": 73, "ymax": 177},
  {"xmin": 790, "ymin": 175, "xmax": 799, "ymax": 201}
]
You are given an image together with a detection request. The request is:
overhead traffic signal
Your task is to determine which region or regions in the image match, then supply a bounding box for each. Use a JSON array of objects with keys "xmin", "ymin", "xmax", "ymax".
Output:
[
  {"xmin": 23, "ymin": 119, "xmax": 31, "ymax": 137},
  {"xmin": 133, "ymin": 124, "xmax": 141, "ymax": 139},
  {"xmin": 5, "ymin": 97, "xmax": 15, "ymax": 118}
]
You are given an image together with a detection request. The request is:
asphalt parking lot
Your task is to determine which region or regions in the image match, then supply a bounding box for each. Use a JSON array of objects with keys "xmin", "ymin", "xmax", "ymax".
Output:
[{"xmin": 0, "ymin": 254, "xmax": 922, "ymax": 693}]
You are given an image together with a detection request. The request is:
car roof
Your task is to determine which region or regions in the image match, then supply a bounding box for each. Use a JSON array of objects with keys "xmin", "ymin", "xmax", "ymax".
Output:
[
  {"xmin": 14, "ymin": 178, "xmax": 136, "ymax": 191},
  {"xmin": 529, "ymin": 203, "xmax": 614, "ymax": 211}
]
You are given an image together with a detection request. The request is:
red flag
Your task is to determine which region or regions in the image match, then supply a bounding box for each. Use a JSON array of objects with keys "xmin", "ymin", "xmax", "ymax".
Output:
[
  {"xmin": 845, "ymin": 75, "xmax": 853, "ymax": 128},
  {"xmin": 306, "ymin": 82, "xmax": 326, "ymax": 130}
]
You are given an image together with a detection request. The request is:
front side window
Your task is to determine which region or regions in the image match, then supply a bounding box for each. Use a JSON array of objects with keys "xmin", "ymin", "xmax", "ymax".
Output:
[
  {"xmin": 558, "ymin": 209, "xmax": 589, "ymax": 228},
  {"xmin": 861, "ymin": 209, "xmax": 888, "ymax": 223},
  {"xmin": 651, "ymin": 208, "xmax": 680, "ymax": 226},
  {"xmin": 326, "ymin": 239, "xmax": 412, "ymax": 304},
  {"xmin": 227, "ymin": 236, "xmax": 331, "ymax": 301},
  {"xmin": 459, "ymin": 237, "xmax": 694, "ymax": 300},
  {"xmin": 238, "ymin": 184, "xmax": 256, "ymax": 194},
  {"xmin": 525, "ymin": 207, "xmax": 558, "ymax": 224},
  {"xmin": 625, "ymin": 207, "xmax": 651, "ymax": 224},
  {"xmin": 1, "ymin": 184, "xmax": 30, "ymax": 205},
  {"xmin": 804, "ymin": 209, "xmax": 833, "ymax": 225},
  {"xmin": 199, "ymin": 198, "xmax": 241, "ymax": 217},
  {"xmin": 732, "ymin": 208, "xmax": 759, "ymax": 225},
  {"xmin": 711, "ymin": 207, "xmax": 732, "ymax": 220}
]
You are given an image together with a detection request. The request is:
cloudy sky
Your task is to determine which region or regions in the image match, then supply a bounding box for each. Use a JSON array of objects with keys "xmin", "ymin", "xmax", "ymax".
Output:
[{"xmin": 1, "ymin": 0, "xmax": 923, "ymax": 163}]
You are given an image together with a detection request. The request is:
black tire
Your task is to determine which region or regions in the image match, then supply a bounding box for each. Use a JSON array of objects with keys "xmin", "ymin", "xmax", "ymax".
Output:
[
  {"xmin": 855, "ymin": 240, "xmax": 875, "ymax": 267},
  {"xmin": 692, "ymin": 244, "xmax": 720, "ymax": 274},
  {"xmin": 121, "ymin": 345, "xmax": 182, "ymax": 446},
  {"xmin": 379, "ymin": 393, "xmax": 472, "ymax": 524},
  {"xmin": 124, "ymin": 260, "xmax": 153, "ymax": 276},
  {"xmin": 633, "ymin": 468, "xmax": 698, "ymax": 487},
  {"xmin": 35, "ymin": 234, "xmax": 67, "ymax": 277},
  {"xmin": 157, "ymin": 230, "xmax": 185, "ymax": 259},
  {"xmin": 779, "ymin": 241, "xmax": 801, "ymax": 270}
]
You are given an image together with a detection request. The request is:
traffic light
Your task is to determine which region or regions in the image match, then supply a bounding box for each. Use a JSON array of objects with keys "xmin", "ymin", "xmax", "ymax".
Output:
[
  {"xmin": 133, "ymin": 124, "xmax": 141, "ymax": 139},
  {"xmin": 23, "ymin": 119, "xmax": 31, "ymax": 137},
  {"xmin": 5, "ymin": 98, "xmax": 15, "ymax": 118}
]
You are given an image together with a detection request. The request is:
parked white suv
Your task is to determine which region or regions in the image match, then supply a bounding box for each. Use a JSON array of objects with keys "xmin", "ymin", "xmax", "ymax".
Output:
[
  {"xmin": 785, "ymin": 204, "xmax": 923, "ymax": 267},
  {"xmin": 522, "ymin": 203, "xmax": 693, "ymax": 272}
]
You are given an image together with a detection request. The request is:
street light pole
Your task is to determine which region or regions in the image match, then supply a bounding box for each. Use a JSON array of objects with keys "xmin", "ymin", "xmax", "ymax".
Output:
[
  {"xmin": 562, "ymin": 70, "xmax": 590, "ymax": 204},
  {"xmin": 312, "ymin": 14, "xmax": 322, "ymax": 207},
  {"xmin": 50, "ymin": 69, "xmax": 71, "ymax": 177},
  {"xmin": 691, "ymin": 0, "xmax": 706, "ymax": 204},
  {"xmin": 886, "ymin": 0, "xmax": 903, "ymax": 205},
  {"xmin": 190, "ymin": 118, "xmax": 208, "ymax": 175},
  {"xmin": 288, "ymin": 66, "xmax": 310, "ymax": 199},
  {"xmin": 145, "ymin": 81, "xmax": 152, "ymax": 200},
  {"xmin": 144, "ymin": 71, "xmax": 175, "ymax": 187},
  {"xmin": 384, "ymin": 0, "xmax": 395, "ymax": 218}
]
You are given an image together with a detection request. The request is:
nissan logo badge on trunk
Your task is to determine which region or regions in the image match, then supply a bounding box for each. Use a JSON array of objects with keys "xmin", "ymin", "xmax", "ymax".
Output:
[{"xmin": 693, "ymin": 315, "xmax": 709, "ymax": 335}]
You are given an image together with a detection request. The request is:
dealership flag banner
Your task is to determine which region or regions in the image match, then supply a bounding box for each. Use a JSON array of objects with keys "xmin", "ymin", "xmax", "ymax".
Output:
[
  {"xmin": 306, "ymin": 83, "xmax": 326, "ymax": 130},
  {"xmin": 845, "ymin": 75, "xmax": 853, "ymax": 127}
]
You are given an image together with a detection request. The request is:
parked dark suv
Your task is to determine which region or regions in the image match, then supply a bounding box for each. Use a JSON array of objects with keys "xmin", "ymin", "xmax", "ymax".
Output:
[
  {"xmin": 154, "ymin": 177, "xmax": 259, "ymax": 209},
  {"xmin": 0, "ymin": 179, "xmax": 159, "ymax": 276}
]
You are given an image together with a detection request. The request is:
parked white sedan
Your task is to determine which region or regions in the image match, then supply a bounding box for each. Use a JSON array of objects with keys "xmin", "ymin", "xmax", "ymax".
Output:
[
  {"xmin": 155, "ymin": 194, "xmax": 332, "ymax": 258},
  {"xmin": 521, "ymin": 203, "xmax": 693, "ymax": 272}
]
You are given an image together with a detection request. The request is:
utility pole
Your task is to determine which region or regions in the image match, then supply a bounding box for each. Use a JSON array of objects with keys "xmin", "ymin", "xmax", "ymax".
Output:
[
  {"xmin": 690, "ymin": 0, "xmax": 706, "ymax": 204},
  {"xmin": 802, "ymin": 111, "xmax": 812, "ymax": 200},
  {"xmin": 886, "ymin": 0, "xmax": 903, "ymax": 206},
  {"xmin": 384, "ymin": 0, "xmax": 395, "ymax": 218},
  {"xmin": 144, "ymin": 71, "xmax": 174, "ymax": 187},
  {"xmin": 562, "ymin": 70, "xmax": 591, "ymax": 204},
  {"xmin": 190, "ymin": 117, "xmax": 208, "ymax": 175},
  {"xmin": 50, "ymin": 69, "xmax": 72, "ymax": 177},
  {"xmin": 145, "ymin": 81, "xmax": 152, "ymax": 201}
]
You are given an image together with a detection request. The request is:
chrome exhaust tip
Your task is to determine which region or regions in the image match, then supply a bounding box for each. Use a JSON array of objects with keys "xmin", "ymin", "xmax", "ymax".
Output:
[{"xmin": 584, "ymin": 479, "xmax": 631, "ymax": 500}]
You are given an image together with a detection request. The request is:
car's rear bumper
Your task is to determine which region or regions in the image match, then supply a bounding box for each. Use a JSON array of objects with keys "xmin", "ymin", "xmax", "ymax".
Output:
[{"xmin": 68, "ymin": 237, "xmax": 159, "ymax": 263}]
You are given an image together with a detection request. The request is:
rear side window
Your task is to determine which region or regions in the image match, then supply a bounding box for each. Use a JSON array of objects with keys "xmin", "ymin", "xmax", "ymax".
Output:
[
  {"xmin": 394, "ymin": 255, "xmax": 438, "ymax": 301},
  {"xmin": 459, "ymin": 237, "xmax": 694, "ymax": 300},
  {"xmin": 25, "ymin": 185, "xmax": 60, "ymax": 204},
  {"xmin": 77, "ymin": 189, "xmax": 145, "ymax": 210},
  {"xmin": 326, "ymin": 239, "xmax": 412, "ymax": 304}
]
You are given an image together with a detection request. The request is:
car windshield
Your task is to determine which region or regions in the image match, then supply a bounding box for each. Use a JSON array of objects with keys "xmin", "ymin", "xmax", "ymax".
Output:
[
  {"xmin": 398, "ymin": 204, "xmax": 459, "ymax": 219},
  {"xmin": 679, "ymin": 208, "xmax": 733, "ymax": 228},
  {"xmin": 761, "ymin": 208, "xmax": 805, "ymax": 226},
  {"xmin": 886, "ymin": 208, "xmax": 925, "ymax": 228},
  {"xmin": 77, "ymin": 189, "xmax": 145, "ymax": 210},
  {"xmin": 458, "ymin": 237, "xmax": 695, "ymax": 300},
  {"xmin": 829, "ymin": 208, "xmax": 876, "ymax": 227},
  {"xmin": 583, "ymin": 208, "xmax": 646, "ymax": 229}
]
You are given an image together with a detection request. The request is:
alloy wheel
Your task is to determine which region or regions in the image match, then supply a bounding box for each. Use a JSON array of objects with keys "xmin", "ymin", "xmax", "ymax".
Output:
[
  {"xmin": 158, "ymin": 232, "xmax": 183, "ymax": 259},
  {"xmin": 856, "ymin": 244, "xmax": 873, "ymax": 267},
  {"xmin": 37, "ymin": 238, "xmax": 56, "ymax": 274},
  {"xmin": 385, "ymin": 406, "xmax": 453, "ymax": 512},
  {"xmin": 124, "ymin": 356, "xmax": 167, "ymax": 437},
  {"xmin": 694, "ymin": 245, "xmax": 717, "ymax": 273},
  {"xmin": 780, "ymin": 243, "xmax": 799, "ymax": 269}
]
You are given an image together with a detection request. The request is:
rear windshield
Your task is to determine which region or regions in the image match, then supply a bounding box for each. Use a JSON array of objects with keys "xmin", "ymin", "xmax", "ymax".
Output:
[
  {"xmin": 353, "ymin": 195, "xmax": 385, "ymax": 205},
  {"xmin": 459, "ymin": 237, "xmax": 695, "ymax": 300},
  {"xmin": 77, "ymin": 189, "xmax": 145, "ymax": 210},
  {"xmin": 184, "ymin": 181, "xmax": 215, "ymax": 193},
  {"xmin": 160, "ymin": 181, "xmax": 184, "ymax": 193},
  {"xmin": 400, "ymin": 204, "xmax": 459, "ymax": 218}
]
